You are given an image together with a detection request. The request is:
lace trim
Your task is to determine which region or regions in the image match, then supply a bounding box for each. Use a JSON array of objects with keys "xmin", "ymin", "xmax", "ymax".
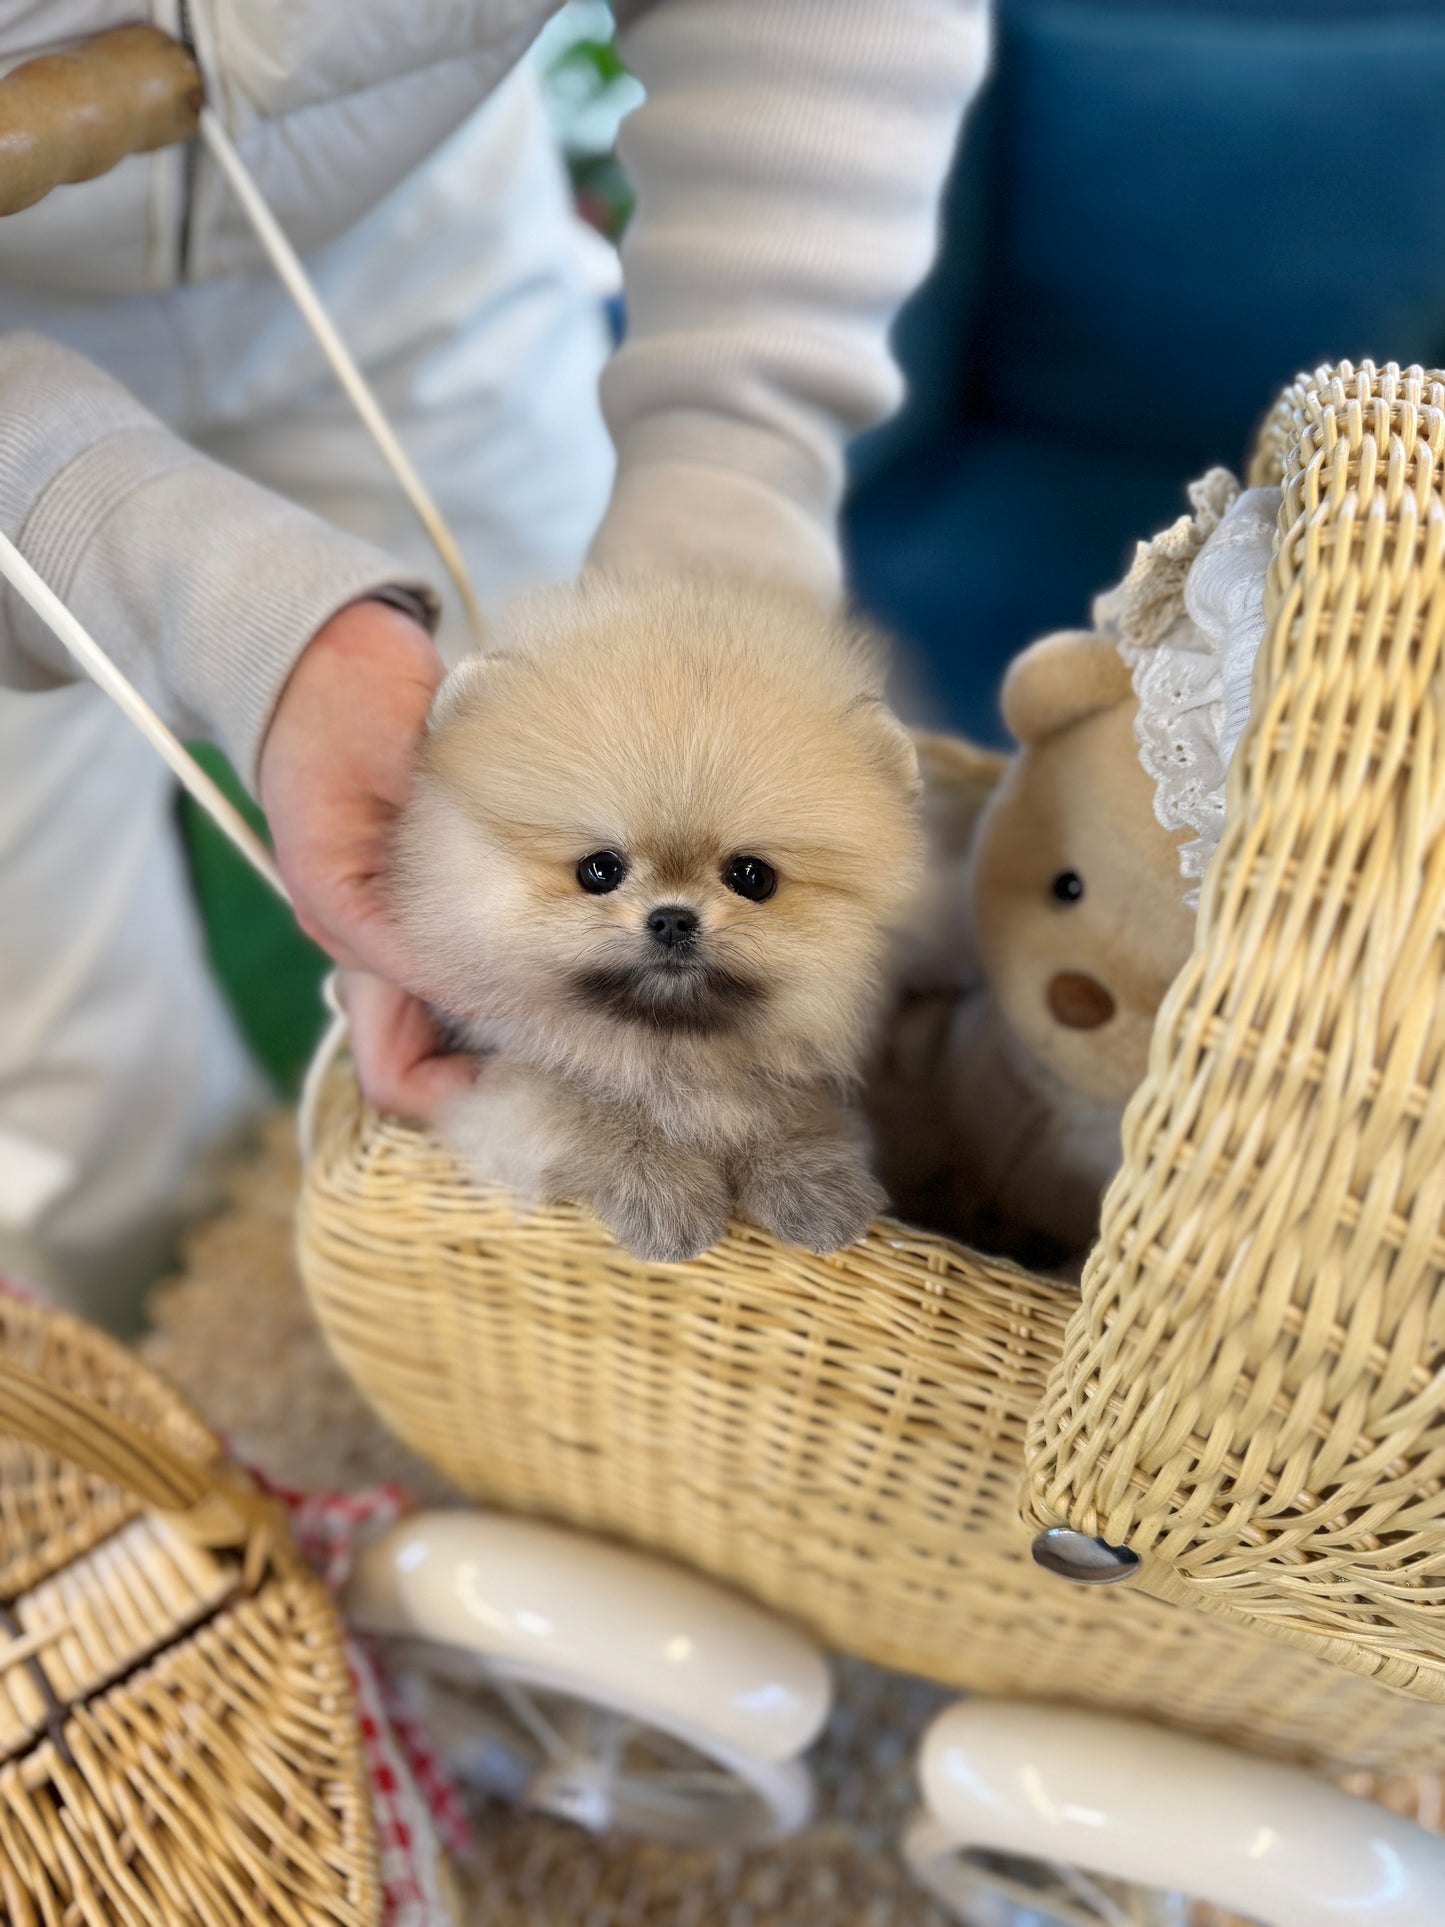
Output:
[{"xmin": 1093, "ymin": 470, "xmax": 1278, "ymax": 904}]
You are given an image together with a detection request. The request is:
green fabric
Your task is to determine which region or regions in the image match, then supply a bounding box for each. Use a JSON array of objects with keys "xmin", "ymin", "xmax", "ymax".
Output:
[{"xmin": 178, "ymin": 746, "xmax": 329, "ymax": 1095}]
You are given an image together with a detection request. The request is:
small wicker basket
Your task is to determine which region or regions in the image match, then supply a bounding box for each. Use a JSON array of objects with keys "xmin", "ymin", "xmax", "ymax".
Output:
[
  {"xmin": 0, "ymin": 1290, "xmax": 380, "ymax": 1925},
  {"xmin": 299, "ymin": 360, "xmax": 1445, "ymax": 1780}
]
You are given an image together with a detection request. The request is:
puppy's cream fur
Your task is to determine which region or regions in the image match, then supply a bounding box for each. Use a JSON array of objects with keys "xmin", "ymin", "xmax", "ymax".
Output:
[{"xmin": 393, "ymin": 576, "xmax": 921, "ymax": 1263}]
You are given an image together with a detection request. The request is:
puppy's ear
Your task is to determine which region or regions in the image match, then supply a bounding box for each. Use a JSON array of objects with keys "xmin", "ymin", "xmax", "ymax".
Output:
[
  {"xmin": 838, "ymin": 613, "xmax": 893, "ymax": 700},
  {"xmin": 913, "ymin": 731, "xmax": 1008, "ymax": 860},
  {"xmin": 848, "ymin": 695, "xmax": 921, "ymax": 795},
  {"xmin": 425, "ymin": 653, "xmax": 493, "ymax": 734},
  {"xmin": 1001, "ymin": 632, "xmax": 1133, "ymax": 746}
]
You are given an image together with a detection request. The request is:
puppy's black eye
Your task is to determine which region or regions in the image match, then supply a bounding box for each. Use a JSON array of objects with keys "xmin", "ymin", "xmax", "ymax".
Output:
[
  {"xmin": 723, "ymin": 855, "xmax": 777, "ymax": 902},
  {"xmin": 1051, "ymin": 870, "xmax": 1084, "ymax": 904},
  {"xmin": 578, "ymin": 850, "xmax": 627, "ymax": 894}
]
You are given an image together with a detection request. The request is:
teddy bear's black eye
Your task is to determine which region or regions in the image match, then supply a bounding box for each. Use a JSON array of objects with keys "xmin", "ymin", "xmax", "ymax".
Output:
[
  {"xmin": 578, "ymin": 850, "xmax": 627, "ymax": 894},
  {"xmin": 1051, "ymin": 870, "xmax": 1084, "ymax": 904},
  {"xmin": 723, "ymin": 855, "xmax": 777, "ymax": 902}
]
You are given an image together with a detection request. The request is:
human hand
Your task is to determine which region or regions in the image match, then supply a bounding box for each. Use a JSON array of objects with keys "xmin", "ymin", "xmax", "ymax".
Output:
[
  {"xmin": 332, "ymin": 967, "xmax": 477, "ymax": 1120},
  {"xmin": 257, "ymin": 598, "xmax": 475, "ymax": 1119}
]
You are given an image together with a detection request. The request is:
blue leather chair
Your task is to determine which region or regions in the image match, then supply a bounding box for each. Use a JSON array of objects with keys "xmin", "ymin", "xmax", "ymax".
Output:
[{"xmin": 844, "ymin": 0, "xmax": 1445, "ymax": 742}]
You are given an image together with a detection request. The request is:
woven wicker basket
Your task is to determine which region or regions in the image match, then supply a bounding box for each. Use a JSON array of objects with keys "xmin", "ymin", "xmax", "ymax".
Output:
[
  {"xmin": 299, "ymin": 360, "xmax": 1445, "ymax": 1778},
  {"xmin": 0, "ymin": 1291, "xmax": 380, "ymax": 1924},
  {"xmin": 1026, "ymin": 361, "xmax": 1445, "ymax": 1698}
]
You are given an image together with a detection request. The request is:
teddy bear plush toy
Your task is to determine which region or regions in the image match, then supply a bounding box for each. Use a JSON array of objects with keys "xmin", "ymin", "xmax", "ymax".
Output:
[
  {"xmin": 869, "ymin": 467, "xmax": 1282, "ymax": 1270},
  {"xmin": 868, "ymin": 629, "xmax": 1195, "ymax": 1269}
]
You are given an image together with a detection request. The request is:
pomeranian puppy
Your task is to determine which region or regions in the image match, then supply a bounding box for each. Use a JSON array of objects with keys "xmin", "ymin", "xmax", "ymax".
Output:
[{"xmin": 391, "ymin": 575, "xmax": 922, "ymax": 1264}]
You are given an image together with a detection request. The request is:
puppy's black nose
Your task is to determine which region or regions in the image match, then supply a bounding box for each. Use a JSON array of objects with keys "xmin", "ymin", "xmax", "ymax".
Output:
[{"xmin": 646, "ymin": 905, "xmax": 698, "ymax": 949}]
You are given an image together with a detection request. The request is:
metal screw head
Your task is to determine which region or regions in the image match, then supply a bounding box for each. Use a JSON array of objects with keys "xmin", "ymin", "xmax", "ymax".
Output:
[{"xmin": 1031, "ymin": 1527, "xmax": 1140, "ymax": 1585}]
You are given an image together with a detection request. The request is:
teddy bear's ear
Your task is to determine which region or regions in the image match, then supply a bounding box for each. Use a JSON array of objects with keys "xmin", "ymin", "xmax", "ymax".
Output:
[
  {"xmin": 1001, "ymin": 631, "xmax": 1134, "ymax": 746},
  {"xmin": 912, "ymin": 731, "xmax": 1009, "ymax": 860}
]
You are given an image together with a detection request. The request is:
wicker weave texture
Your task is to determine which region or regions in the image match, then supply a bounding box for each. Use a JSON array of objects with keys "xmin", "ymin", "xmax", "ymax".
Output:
[
  {"xmin": 301, "ymin": 1075, "xmax": 1445, "ymax": 1776},
  {"xmin": 0, "ymin": 1295, "xmax": 380, "ymax": 1926},
  {"xmin": 0, "ymin": 1294, "xmax": 217, "ymax": 1600},
  {"xmin": 1025, "ymin": 362, "xmax": 1445, "ymax": 1701}
]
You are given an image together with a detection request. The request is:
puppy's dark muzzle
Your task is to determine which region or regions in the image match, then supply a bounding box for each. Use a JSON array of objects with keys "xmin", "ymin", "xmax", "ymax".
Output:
[
  {"xmin": 646, "ymin": 904, "xmax": 699, "ymax": 951},
  {"xmin": 573, "ymin": 953, "xmax": 763, "ymax": 1034}
]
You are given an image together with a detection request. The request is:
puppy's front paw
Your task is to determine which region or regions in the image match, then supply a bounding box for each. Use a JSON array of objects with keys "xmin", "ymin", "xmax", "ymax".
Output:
[
  {"xmin": 735, "ymin": 1144, "xmax": 885, "ymax": 1254},
  {"xmin": 592, "ymin": 1164, "xmax": 730, "ymax": 1265}
]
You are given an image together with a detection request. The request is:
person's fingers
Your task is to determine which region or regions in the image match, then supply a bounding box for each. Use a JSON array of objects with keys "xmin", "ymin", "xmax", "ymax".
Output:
[
  {"xmin": 340, "ymin": 970, "xmax": 476, "ymax": 1123},
  {"xmin": 384, "ymin": 1047, "xmax": 480, "ymax": 1121},
  {"xmin": 318, "ymin": 876, "xmax": 421, "ymax": 987},
  {"xmin": 346, "ymin": 980, "xmax": 475, "ymax": 1120},
  {"xmin": 282, "ymin": 865, "xmax": 421, "ymax": 984},
  {"xmin": 292, "ymin": 891, "xmax": 401, "ymax": 981},
  {"xmin": 256, "ymin": 600, "xmax": 448, "ymax": 989}
]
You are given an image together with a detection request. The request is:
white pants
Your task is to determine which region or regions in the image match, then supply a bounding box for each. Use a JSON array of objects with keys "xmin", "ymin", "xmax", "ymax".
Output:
[{"xmin": 0, "ymin": 67, "xmax": 616, "ymax": 1323}]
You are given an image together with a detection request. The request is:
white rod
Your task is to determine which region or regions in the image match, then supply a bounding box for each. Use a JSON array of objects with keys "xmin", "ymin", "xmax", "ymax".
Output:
[
  {"xmin": 0, "ymin": 529, "xmax": 289, "ymax": 902},
  {"xmin": 198, "ymin": 107, "xmax": 485, "ymax": 648}
]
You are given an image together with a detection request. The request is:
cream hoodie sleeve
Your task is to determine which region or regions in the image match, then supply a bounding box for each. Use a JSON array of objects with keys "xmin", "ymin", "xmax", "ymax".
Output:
[
  {"xmin": 590, "ymin": 0, "xmax": 991, "ymax": 598},
  {"xmin": 0, "ymin": 332, "xmax": 437, "ymax": 787}
]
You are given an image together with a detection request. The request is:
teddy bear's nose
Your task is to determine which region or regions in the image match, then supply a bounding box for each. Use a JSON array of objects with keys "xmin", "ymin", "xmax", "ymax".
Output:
[{"xmin": 1047, "ymin": 970, "xmax": 1116, "ymax": 1030}]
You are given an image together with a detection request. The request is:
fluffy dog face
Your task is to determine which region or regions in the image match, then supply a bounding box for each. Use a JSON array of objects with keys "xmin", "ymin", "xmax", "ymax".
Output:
[{"xmin": 392, "ymin": 577, "xmax": 922, "ymax": 1097}]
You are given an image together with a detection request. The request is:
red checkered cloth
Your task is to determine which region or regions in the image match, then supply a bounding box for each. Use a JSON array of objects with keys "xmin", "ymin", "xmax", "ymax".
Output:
[{"xmin": 277, "ymin": 1483, "xmax": 478, "ymax": 1923}]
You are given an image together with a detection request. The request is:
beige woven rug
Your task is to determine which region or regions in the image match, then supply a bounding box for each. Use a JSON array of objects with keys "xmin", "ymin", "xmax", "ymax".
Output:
[{"xmin": 141, "ymin": 1117, "xmax": 953, "ymax": 1926}]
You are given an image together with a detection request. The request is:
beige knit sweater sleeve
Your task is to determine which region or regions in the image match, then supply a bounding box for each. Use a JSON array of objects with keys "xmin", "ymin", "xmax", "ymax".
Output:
[
  {"xmin": 591, "ymin": 0, "xmax": 991, "ymax": 597},
  {"xmin": 0, "ymin": 332, "xmax": 437, "ymax": 787}
]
